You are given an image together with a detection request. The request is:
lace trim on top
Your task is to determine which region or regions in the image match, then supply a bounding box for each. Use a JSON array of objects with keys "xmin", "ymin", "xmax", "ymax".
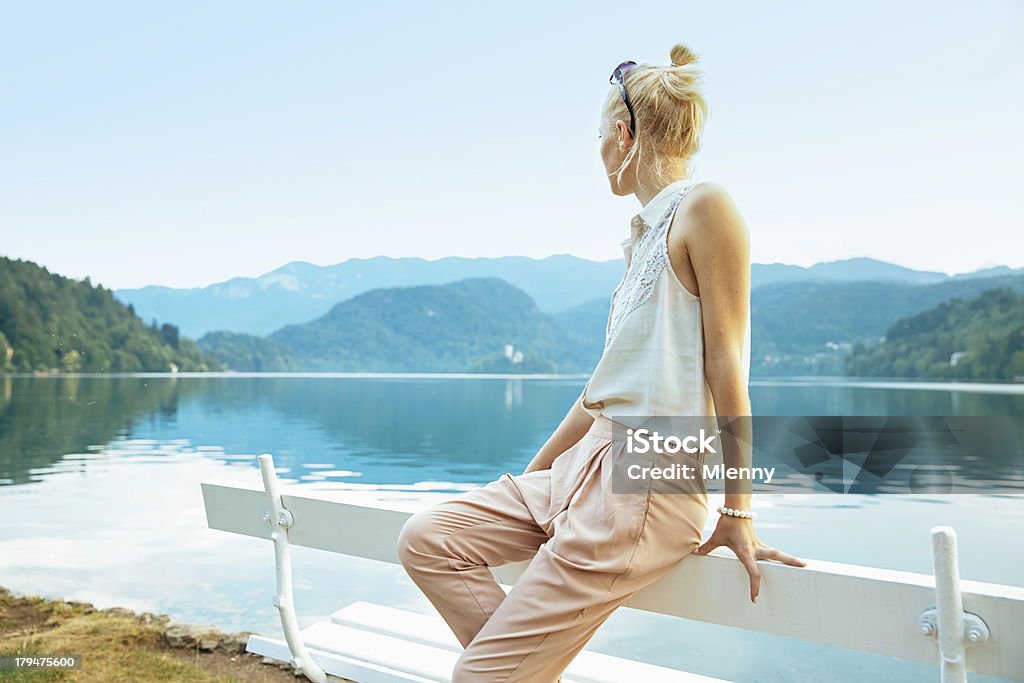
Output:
[{"xmin": 603, "ymin": 183, "xmax": 695, "ymax": 348}]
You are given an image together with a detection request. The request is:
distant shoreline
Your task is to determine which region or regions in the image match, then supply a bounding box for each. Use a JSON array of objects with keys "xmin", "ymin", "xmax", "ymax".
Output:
[
  {"xmin": 4, "ymin": 371, "xmax": 1023, "ymax": 392},
  {"xmin": 6, "ymin": 370, "xmax": 592, "ymax": 380}
]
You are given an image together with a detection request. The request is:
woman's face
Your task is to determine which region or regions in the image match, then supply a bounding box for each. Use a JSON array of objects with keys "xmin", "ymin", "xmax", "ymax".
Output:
[{"xmin": 599, "ymin": 93, "xmax": 635, "ymax": 196}]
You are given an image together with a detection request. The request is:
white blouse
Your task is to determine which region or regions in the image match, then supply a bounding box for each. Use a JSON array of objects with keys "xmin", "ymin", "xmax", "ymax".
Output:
[{"xmin": 579, "ymin": 179, "xmax": 751, "ymax": 419}]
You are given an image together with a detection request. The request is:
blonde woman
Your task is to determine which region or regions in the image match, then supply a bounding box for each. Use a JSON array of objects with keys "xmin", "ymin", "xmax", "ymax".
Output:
[{"xmin": 398, "ymin": 43, "xmax": 806, "ymax": 682}]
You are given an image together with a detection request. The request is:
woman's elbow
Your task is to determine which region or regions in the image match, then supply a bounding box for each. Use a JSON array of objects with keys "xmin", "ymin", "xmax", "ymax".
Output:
[{"xmin": 703, "ymin": 352, "xmax": 746, "ymax": 388}]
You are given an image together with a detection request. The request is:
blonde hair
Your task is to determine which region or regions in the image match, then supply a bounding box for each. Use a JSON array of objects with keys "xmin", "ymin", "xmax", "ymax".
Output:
[{"xmin": 605, "ymin": 43, "xmax": 708, "ymax": 187}]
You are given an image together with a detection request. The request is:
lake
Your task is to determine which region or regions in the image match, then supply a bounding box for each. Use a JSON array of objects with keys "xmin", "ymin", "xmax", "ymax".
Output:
[{"xmin": 1, "ymin": 374, "xmax": 1021, "ymax": 682}]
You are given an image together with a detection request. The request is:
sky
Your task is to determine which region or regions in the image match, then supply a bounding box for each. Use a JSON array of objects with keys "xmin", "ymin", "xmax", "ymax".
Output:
[{"xmin": 1, "ymin": 0, "xmax": 1022, "ymax": 290}]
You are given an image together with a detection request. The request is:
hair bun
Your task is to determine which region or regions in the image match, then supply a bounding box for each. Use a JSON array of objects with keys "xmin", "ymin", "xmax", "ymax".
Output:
[{"xmin": 670, "ymin": 43, "xmax": 699, "ymax": 67}]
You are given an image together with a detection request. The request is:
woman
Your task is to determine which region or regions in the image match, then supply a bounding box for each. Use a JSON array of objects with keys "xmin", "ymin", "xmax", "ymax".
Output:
[{"xmin": 397, "ymin": 43, "xmax": 806, "ymax": 682}]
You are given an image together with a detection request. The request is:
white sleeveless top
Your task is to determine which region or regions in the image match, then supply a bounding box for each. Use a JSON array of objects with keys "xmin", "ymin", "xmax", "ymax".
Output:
[{"xmin": 579, "ymin": 179, "xmax": 751, "ymax": 419}]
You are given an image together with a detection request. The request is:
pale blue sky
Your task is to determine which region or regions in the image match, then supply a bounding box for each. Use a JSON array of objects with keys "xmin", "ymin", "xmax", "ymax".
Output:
[{"xmin": 2, "ymin": 0, "xmax": 1022, "ymax": 289}]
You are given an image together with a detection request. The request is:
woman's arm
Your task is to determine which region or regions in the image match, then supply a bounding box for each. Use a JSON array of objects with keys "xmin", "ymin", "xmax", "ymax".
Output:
[
  {"xmin": 681, "ymin": 182, "xmax": 754, "ymax": 508},
  {"xmin": 522, "ymin": 392, "xmax": 595, "ymax": 474},
  {"xmin": 672, "ymin": 182, "xmax": 806, "ymax": 603}
]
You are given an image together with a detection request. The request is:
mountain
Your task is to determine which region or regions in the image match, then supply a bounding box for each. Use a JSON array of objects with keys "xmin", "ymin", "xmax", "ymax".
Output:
[
  {"xmin": 0, "ymin": 256, "xmax": 219, "ymax": 373},
  {"xmin": 952, "ymin": 265, "xmax": 1024, "ymax": 281},
  {"xmin": 845, "ymin": 288, "xmax": 1024, "ymax": 380},
  {"xmin": 115, "ymin": 255, "xmax": 626, "ymax": 338},
  {"xmin": 114, "ymin": 255, "xmax": 1012, "ymax": 339},
  {"xmin": 265, "ymin": 278, "xmax": 583, "ymax": 373},
  {"xmin": 751, "ymin": 257, "xmax": 948, "ymax": 287}
]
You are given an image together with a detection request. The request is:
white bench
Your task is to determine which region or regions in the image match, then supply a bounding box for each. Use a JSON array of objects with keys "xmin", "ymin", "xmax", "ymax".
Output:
[{"xmin": 201, "ymin": 455, "xmax": 1024, "ymax": 683}]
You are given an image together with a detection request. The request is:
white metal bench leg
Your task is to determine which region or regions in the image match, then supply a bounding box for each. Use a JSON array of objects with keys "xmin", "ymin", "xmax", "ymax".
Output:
[
  {"xmin": 258, "ymin": 454, "xmax": 328, "ymax": 683},
  {"xmin": 919, "ymin": 526, "xmax": 991, "ymax": 683}
]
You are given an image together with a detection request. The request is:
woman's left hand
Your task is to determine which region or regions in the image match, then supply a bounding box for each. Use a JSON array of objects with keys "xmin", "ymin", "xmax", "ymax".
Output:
[{"xmin": 693, "ymin": 515, "xmax": 807, "ymax": 603}]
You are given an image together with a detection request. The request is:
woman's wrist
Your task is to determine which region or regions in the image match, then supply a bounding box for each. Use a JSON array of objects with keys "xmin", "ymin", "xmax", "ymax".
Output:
[
  {"xmin": 723, "ymin": 493, "xmax": 751, "ymax": 509},
  {"xmin": 523, "ymin": 449, "xmax": 556, "ymax": 474},
  {"xmin": 717, "ymin": 505, "xmax": 756, "ymax": 520},
  {"xmin": 719, "ymin": 491, "xmax": 754, "ymax": 519}
]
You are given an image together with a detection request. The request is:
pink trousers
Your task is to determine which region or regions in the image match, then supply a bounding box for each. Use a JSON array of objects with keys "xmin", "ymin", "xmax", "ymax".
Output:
[{"xmin": 397, "ymin": 414, "xmax": 709, "ymax": 682}]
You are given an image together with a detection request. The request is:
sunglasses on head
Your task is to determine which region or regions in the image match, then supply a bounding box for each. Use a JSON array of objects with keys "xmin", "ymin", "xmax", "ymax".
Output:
[{"xmin": 610, "ymin": 60, "xmax": 638, "ymax": 138}]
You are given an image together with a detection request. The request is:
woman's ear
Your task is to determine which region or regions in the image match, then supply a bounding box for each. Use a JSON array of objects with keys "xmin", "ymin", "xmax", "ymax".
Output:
[{"xmin": 616, "ymin": 120, "xmax": 633, "ymax": 152}]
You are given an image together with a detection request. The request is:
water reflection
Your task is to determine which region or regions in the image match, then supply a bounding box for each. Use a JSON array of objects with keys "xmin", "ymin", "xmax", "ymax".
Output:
[
  {"xmin": 3, "ymin": 375, "xmax": 1023, "ymax": 489},
  {"xmin": 0, "ymin": 375, "xmax": 203, "ymax": 485}
]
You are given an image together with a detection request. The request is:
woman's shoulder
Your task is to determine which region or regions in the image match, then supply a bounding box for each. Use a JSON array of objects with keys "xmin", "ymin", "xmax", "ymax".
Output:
[
  {"xmin": 682, "ymin": 181, "xmax": 736, "ymax": 212},
  {"xmin": 672, "ymin": 180, "xmax": 748, "ymax": 245}
]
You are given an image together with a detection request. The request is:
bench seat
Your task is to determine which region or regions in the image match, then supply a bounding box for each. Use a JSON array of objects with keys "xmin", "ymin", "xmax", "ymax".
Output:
[{"xmin": 245, "ymin": 601, "xmax": 731, "ymax": 683}]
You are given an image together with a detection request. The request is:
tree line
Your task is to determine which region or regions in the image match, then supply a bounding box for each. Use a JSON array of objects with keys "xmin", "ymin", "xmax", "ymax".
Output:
[{"xmin": 0, "ymin": 256, "xmax": 220, "ymax": 373}]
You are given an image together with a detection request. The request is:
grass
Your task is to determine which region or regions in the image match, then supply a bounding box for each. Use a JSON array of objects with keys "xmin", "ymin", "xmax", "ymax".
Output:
[{"xmin": 0, "ymin": 587, "xmax": 320, "ymax": 682}]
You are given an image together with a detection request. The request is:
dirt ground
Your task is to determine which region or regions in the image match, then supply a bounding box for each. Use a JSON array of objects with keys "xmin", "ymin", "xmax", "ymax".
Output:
[{"xmin": 0, "ymin": 587, "xmax": 354, "ymax": 682}]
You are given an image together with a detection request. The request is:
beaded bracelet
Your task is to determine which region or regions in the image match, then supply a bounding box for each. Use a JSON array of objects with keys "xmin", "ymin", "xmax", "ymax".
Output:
[{"xmin": 717, "ymin": 505, "xmax": 757, "ymax": 520}]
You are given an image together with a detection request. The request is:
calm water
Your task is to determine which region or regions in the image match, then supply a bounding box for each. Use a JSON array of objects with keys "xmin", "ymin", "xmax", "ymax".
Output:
[{"xmin": 1, "ymin": 374, "xmax": 1022, "ymax": 683}]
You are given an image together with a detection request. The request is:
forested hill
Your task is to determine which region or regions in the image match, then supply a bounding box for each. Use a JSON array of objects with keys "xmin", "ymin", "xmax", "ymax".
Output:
[
  {"xmin": 845, "ymin": 288, "xmax": 1024, "ymax": 381},
  {"xmin": 0, "ymin": 256, "xmax": 220, "ymax": 373},
  {"xmin": 197, "ymin": 331, "xmax": 299, "ymax": 372},
  {"xmin": 266, "ymin": 278, "xmax": 584, "ymax": 372}
]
